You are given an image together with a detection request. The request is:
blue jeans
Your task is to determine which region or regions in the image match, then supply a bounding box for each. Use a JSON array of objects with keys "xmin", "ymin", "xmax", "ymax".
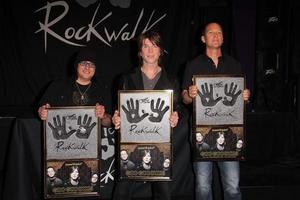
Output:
[{"xmin": 193, "ymin": 161, "xmax": 241, "ymax": 200}]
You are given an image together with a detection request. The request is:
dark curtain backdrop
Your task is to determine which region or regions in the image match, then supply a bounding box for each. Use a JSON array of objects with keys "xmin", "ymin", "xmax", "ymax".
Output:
[
  {"xmin": 0, "ymin": 0, "xmax": 257, "ymax": 112},
  {"xmin": 0, "ymin": 0, "xmax": 196, "ymax": 113},
  {"xmin": 7, "ymin": 0, "xmax": 300, "ymax": 199},
  {"xmin": 232, "ymin": 0, "xmax": 256, "ymax": 94},
  {"xmin": 0, "ymin": 0, "xmax": 198, "ymax": 199}
]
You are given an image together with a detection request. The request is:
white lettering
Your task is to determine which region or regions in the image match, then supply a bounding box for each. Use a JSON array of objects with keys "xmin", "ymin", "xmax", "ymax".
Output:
[
  {"xmin": 35, "ymin": 1, "xmax": 167, "ymax": 52},
  {"xmin": 65, "ymin": 27, "xmax": 75, "ymax": 39}
]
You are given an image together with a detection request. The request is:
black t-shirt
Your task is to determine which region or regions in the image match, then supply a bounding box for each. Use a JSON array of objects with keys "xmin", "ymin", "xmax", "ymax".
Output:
[
  {"xmin": 39, "ymin": 78, "xmax": 109, "ymax": 111},
  {"xmin": 182, "ymin": 54, "xmax": 244, "ymax": 90}
]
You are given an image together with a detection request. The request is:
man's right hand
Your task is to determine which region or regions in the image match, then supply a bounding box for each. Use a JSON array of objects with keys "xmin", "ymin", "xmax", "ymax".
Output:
[
  {"xmin": 188, "ymin": 85, "xmax": 198, "ymax": 98},
  {"xmin": 38, "ymin": 103, "xmax": 50, "ymax": 120},
  {"xmin": 112, "ymin": 110, "xmax": 121, "ymax": 130},
  {"xmin": 182, "ymin": 85, "xmax": 197, "ymax": 105}
]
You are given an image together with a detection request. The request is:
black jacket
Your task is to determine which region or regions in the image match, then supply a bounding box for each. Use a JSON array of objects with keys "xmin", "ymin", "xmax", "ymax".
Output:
[{"xmin": 119, "ymin": 67, "xmax": 181, "ymax": 113}]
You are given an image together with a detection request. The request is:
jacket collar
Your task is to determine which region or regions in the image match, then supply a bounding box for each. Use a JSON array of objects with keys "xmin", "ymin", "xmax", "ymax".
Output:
[{"xmin": 130, "ymin": 67, "xmax": 168, "ymax": 90}]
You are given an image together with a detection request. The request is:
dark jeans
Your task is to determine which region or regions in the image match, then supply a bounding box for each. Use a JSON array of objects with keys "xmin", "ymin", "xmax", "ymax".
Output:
[{"xmin": 113, "ymin": 180, "xmax": 170, "ymax": 200}]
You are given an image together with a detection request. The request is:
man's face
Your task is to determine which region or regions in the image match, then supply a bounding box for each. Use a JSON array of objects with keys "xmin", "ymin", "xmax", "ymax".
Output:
[
  {"xmin": 77, "ymin": 61, "xmax": 96, "ymax": 82},
  {"xmin": 91, "ymin": 173, "xmax": 98, "ymax": 183},
  {"xmin": 236, "ymin": 140, "xmax": 243, "ymax": 149},
  {"xmin": 201, "ymin": 23, "xmax": 224, "ymax": 49},
  {"xmin": 70, "ymin": 168, "xmax": 79, "ymax": 180},
  {"xmin": 142, "ymin": 152, "xmax": 151, "ymax": 164},
  {"xmin": 47, "ymin": 167, "xmax": 55, "ymax": 178},
  {"xmin": 163, "ymin": 158, "xmax": 170, "ymax": 168},
  {"xmin": 217, "ymin": 133, "xmax": 225, "ymax": 145},
  {"xmin": 196, "ymin": 132, "xmax": 204, "ymax": 142},
  {"xmin": 120, "ymin": 150, "xmax": 128, "ymax": 160},
  {"xmin": 139, "ymin": 38, "xmax": 161, "ymax": 65}
]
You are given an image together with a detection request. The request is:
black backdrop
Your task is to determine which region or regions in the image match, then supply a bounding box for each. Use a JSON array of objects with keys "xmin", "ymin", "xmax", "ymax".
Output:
[
  {"xmin": 0, "ymin": 0, "xmax": 196, "ymax": 110},
  {"xmin": 0, "ymin": 0, "xmax": 259, "ymax": 111},
  {"xmin": 0, "ymin": 0, "xmax": 265, "ymax": 199},
  {"xmin": 3, "ymin": 1, "xmax": 300, "ymax": 199},
  {"xmin": 0, "ymin": 0, "xmax": 198, "ymax": 198}
]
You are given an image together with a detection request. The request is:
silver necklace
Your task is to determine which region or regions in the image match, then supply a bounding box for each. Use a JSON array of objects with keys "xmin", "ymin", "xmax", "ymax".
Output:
[{"xmin": 75, "ymin": 82, "xmax": 92, "ymax": 100}]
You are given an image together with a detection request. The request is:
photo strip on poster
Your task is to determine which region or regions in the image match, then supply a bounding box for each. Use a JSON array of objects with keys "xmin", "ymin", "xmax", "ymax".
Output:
[
  {"xmin": 192, "ymin": 126, "xmax": 244, "ymax": 160},
  {"xmin": 44, "ymin": 106, "xmax": 101, "ymax": 198},
  {"xmin": 119, "ymin": 143, "xmax": 172, "ymax": 180},
  {"xmin": 45, "ymin": 160, "xmax": 100, "ymax": 197},
  {"xmin": 193, "ymin": 75, "xmax": 245, "ymax": 161},
  {"xmin": 118, "ymin": 90, "xmax": 173, "ymax": 181}
]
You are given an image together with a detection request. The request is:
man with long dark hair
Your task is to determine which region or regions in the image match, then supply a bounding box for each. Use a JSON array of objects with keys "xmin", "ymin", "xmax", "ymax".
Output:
[{"xmin": 112, "ymin": 31, "xmax": 179, "ymax": 200}]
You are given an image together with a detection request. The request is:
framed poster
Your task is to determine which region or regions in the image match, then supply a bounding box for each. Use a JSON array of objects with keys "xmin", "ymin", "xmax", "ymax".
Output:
[
  {"xmin": 118, "ymin": 90, "xmax": 173, "ymax": 181},
  {"xmin": 119, "ymin": 143, "xmax": 172, "ymax": 181},
  {"xmin": 193, "ymin": 75, "xmax": 245, "ymax": 161},
  {"xmin": 119, "ymin": 90, "xmax": 173, "ymax": 143},
  {"xmin": 44, "ymin": 106, "xmax": 101, "ymax": 198}
]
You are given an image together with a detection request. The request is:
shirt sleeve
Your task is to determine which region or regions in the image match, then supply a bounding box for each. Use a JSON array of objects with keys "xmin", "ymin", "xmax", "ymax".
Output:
[
  {"xmin": 38, "ymin": 80, "xmax": 60, "ymax": 106},
  {"xmin": 181, "ymin": 62, "xmax": 193, "ymax": 90}
]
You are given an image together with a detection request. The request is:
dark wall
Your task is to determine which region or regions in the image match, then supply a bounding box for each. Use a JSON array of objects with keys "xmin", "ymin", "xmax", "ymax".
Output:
[
  {"xmin": 1, "ymin": 0, "xmax": 300, "ymax": 116},
  {"xmin": 0, "ymin": 0, "xmax": 257, "ymax": 114}
]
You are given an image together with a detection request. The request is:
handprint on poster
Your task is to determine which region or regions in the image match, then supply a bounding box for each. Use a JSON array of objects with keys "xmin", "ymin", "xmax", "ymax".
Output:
[
  {"xmin": 46, "ymin": 107, "xmax": 99, "ymax": 159},
  {"xmin": 119, "ymin": 91, "xmax": 172, "ymax": 143},
  {"xmin": 194, "ymin": 76, "xmax": 244, "ymax": 125}
]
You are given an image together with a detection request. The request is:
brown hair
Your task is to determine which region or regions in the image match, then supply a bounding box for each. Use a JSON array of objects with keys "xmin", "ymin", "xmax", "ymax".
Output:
[{"xmin": 137, "ymin": 31, "xmax": 164, "ymax": 66}]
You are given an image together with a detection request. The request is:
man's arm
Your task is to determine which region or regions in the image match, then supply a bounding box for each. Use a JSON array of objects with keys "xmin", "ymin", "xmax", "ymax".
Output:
[
  {"xmin": 101, "ymin": 113, "xmax": 112, "ymax": 127},
  {"xmin": 95, "ymin": 103, "xmax": 111, "ymax": 126},
  {"xmin": 243, "ymin": 89, "xmax": 250, "ymax": 102},
  {"xmin": 182, "ymin": 90, "xmax": 193, "ymax": 105},
  {"xmin": 182, "ymin": 85, "xmax": 198, "ymax": 105}
]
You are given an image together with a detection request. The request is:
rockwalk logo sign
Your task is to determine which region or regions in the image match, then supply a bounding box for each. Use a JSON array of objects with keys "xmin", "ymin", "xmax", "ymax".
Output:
[{"xmin": 34, "ymin": 0, "xmax": 167, "ymax": 52}]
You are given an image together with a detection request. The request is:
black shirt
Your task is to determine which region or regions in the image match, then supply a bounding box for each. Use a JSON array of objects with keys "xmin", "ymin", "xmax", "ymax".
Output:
[
  {"xmin": 182, "ymin": 54, "xmax": 244, "ymax": 90},
  {"xmin": 39, "ymin": 78, "xmax": 109, "ymax": 110}
]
